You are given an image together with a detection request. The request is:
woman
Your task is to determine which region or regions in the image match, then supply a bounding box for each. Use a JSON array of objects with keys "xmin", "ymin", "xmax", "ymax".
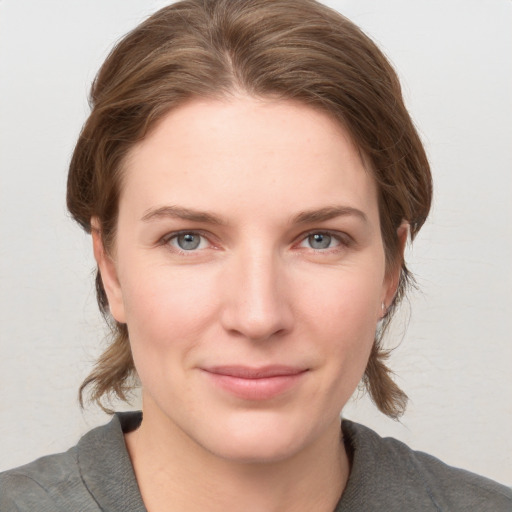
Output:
[{"xmin": 1, "ymin": 0, "xmax": 510, "ymax": 510}]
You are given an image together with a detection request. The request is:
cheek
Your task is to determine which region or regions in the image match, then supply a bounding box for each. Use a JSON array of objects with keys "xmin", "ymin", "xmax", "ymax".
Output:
[
  {"xmin": 119, "ymin": 264, "xmax": 220, "ymax": 370},
  {"xmin": 300, "ymin": 267, "xmax": 382, "ymax": 381},
  {"xmin": 123, "ymin": 260, "xmax": 218, "ymax": 320},
  {"xmin": 302, "ymin": 266, "xmax": 382, "ymax": 332}
]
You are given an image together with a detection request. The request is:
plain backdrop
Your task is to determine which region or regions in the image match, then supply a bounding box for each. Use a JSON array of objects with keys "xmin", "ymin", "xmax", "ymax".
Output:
[{"xmin": 0, "ymin": 0, "xmax": 511, "ymax": 485}]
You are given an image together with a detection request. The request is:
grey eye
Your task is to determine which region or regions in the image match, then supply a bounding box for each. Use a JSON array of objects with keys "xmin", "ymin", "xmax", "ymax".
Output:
[
  {"xmin": 308, "ymin": 233, "xmax": 332, "ymax": 249},
  {"xmin": 176, "ymin": 233, "xmax": 201, "ymax": 250}
]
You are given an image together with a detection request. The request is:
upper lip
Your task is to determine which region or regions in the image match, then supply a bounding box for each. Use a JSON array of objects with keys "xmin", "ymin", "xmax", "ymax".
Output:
[{"xmin": 202, "ymin": 365, "xmax": 308, "ymax": 379}]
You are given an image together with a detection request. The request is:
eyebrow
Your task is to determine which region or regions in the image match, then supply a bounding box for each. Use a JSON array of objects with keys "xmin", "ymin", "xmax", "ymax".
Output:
[
  {"xmin": 141, "ymin": 205, "xmax": 226, "ymax": 225},
  {"xmin": 141, "ymin": 204, "xmax": 367, "ymax": 226},
  {"xmin": 292, "ymin": 206, "xmax": 368, "ymax": 225}
]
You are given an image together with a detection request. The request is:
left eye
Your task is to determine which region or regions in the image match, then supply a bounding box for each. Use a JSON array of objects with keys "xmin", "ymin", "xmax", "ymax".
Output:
[
  {"xmin": 168, "ymin": 232, "xmax": 208, "ymax": 251},
  {"xmin": 301, "ymin": 232, "xmax": 340, "ymax": 250}
]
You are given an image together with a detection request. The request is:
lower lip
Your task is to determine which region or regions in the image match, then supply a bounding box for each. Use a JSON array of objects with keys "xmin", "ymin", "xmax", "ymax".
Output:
[{"xmin": 203, "ymin": 371, "xmax": 307, "ymax": 401}]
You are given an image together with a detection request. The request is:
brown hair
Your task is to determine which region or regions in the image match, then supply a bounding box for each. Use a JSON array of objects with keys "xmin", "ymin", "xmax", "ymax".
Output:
[{"xmin": 67, "ymin": 0, "xmax": 432, "ymax": 418}]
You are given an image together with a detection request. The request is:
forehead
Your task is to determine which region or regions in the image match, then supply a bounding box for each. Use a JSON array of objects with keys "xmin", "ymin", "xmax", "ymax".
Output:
[{"xmin": 120, "ymin": 95, "xmax": 379, "ymax": 224}]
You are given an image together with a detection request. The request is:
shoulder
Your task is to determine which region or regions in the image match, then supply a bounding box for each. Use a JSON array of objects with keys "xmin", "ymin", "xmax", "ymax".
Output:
[
  {"xmin": 0, "ymin": 412, "xmax": 144, "ymax": 512},
  {"xmin": 340, "ymin": 420, "xmax": 512, "ymax": 512},
  {"xmin": 0, "ymin": 446, "xmax": 84, "ymax": 511}
]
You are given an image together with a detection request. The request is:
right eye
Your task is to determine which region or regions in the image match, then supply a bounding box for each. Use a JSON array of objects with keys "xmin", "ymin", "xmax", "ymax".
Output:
[{"xmin": 166, "ymin": 231, "xmax": 209, "ymax": 252}]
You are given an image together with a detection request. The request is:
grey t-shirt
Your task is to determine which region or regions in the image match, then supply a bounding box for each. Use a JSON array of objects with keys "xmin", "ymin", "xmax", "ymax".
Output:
[{"xmin": 1, "ymin": 412, "xmax": 510, "ymax": 511}]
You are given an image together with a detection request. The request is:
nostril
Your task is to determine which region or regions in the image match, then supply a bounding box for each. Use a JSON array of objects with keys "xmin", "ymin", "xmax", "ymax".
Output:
[{"xmin": 220, "ymin": 301, "xmax": 293, "ymax": 342}]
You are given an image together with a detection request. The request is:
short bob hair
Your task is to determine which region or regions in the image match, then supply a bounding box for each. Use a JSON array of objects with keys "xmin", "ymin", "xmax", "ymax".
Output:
[{"xmin": 67, "ymin": 0, "xmax": 432, "ymax": 419}]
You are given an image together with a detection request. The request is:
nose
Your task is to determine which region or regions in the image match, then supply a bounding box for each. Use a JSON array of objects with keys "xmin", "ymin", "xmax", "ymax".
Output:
[{"xmin": 220, "ymin": 248, "xmax": 293, "ymax": 342}]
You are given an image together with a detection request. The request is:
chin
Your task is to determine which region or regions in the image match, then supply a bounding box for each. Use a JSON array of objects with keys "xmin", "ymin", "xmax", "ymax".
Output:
[
  {"xmin": 208, "ymin": 434, "xmax": 303, "ymax": 465},
  {"xmin": 194, "ymin": 411, "xmax": 327, "ymax": 465}
]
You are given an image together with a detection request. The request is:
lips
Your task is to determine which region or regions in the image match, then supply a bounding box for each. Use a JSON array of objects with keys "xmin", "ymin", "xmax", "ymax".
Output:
[
  {"xmin": 201, "ymin": 365, "xmax": 308, "ymax": 401},
  {"xmin": 205, "ymin": 365, "xmax": 306, "ymax": 378}
]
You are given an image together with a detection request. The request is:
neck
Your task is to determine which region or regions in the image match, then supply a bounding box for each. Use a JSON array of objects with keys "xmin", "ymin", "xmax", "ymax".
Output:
[{"xmin": 125, "ymin": 404, "xmax": 349, "ymax": 512}]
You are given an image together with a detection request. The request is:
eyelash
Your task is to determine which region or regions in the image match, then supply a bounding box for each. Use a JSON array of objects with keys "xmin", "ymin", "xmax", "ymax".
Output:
[
  {"xmin": 160, "ymin": 230, "xmax": 214, "ymax": 255},
  {"xmin": 159, "ymin": 229, "xmax": 352, "ymax": 255},
  {"xmin": 298, "ymin": 230, "xmax": 352, "ymax": 252}
]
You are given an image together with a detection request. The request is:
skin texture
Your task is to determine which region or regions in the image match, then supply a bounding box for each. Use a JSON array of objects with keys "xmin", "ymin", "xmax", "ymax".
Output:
[{"xmin": 93, "ymin": 95, "xmax": 403, "ymax": 512}]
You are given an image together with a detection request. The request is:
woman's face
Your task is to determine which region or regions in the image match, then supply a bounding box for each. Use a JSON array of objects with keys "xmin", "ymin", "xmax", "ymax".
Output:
[{"xmin": 96, "ymin": 95, "xmax": 399, "ymax": 462}]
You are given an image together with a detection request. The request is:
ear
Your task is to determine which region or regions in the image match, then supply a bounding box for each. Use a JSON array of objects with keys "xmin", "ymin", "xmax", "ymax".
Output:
[
  {"xmin": 382, "ymin": 221, "xmax": 409, "ymax": 314},
  {"xmin": 91, "ymin": 217, "xmax": 126, "ymax": 323}
]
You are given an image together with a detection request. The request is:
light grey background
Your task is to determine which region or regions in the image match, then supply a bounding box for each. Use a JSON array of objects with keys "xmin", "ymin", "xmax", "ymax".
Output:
[{"xmin": 1, "ymin": 0, "xmax": 511, "ymax": 484}]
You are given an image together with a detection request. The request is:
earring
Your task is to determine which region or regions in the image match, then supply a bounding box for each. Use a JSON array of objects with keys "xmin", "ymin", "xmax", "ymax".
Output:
[{"xmin": 381, "ymin": 302, "xmax": 386, "ymax": 317}]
